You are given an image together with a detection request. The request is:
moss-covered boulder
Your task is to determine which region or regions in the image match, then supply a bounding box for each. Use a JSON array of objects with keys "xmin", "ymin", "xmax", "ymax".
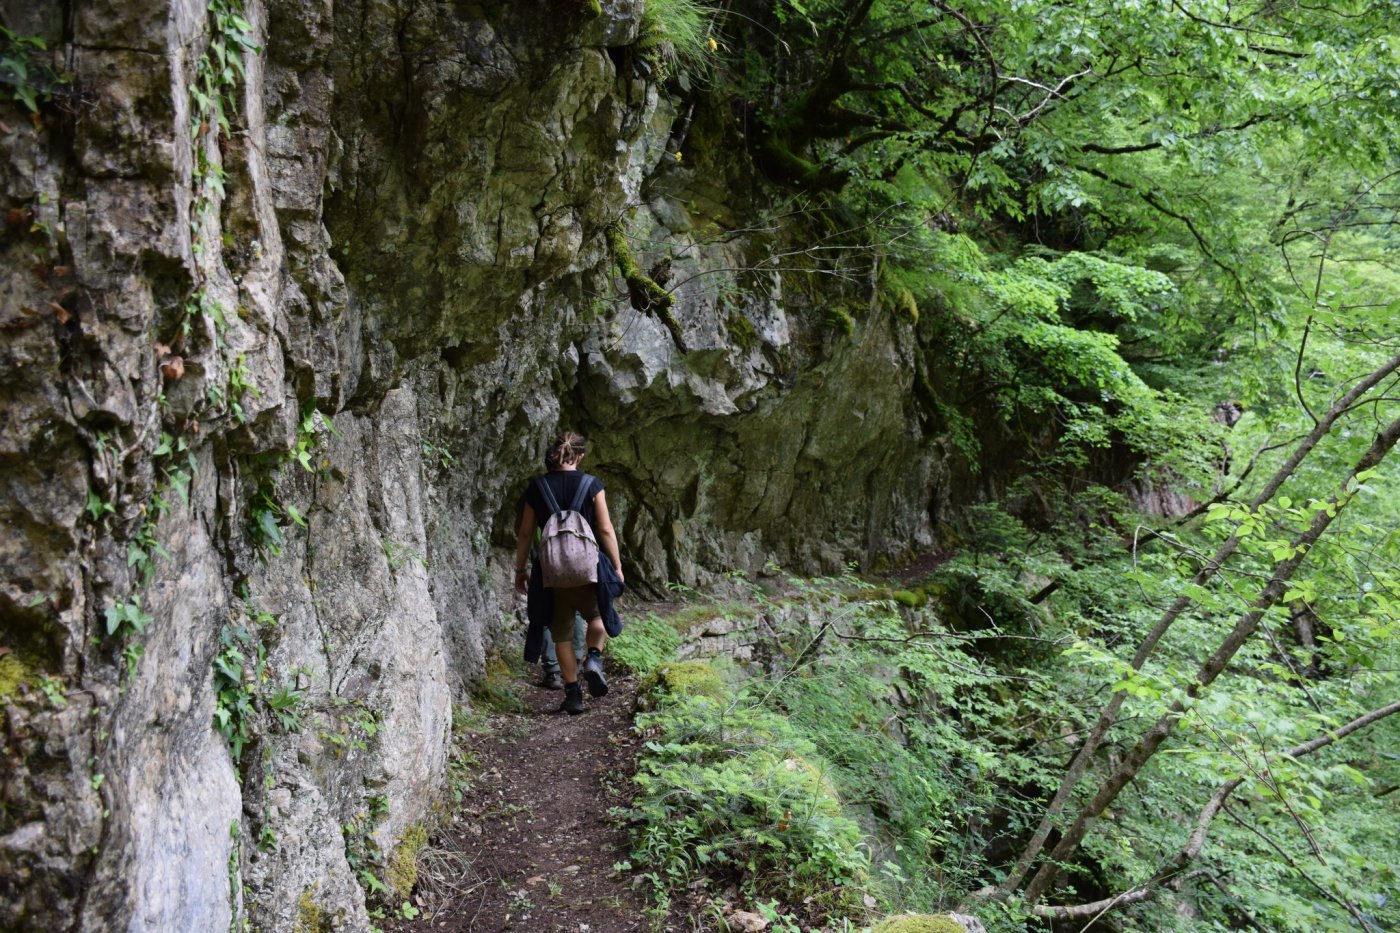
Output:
[{"xmin": 639, "ymin": 660, "xmax": 726, "ymax": 701}]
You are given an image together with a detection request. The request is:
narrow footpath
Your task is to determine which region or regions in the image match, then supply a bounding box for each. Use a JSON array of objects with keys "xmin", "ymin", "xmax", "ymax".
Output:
[{"xmin": 386, "ymin": 671, "xmax": 659, "ymax": 933}]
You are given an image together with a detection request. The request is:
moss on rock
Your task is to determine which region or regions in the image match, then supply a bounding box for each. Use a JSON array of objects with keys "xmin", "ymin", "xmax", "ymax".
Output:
[
  {"xmin": 606, "ymin": 224, "xmax": 687, "ymax": 352},
  {"xmin": 640, "ymin": 660, "xmax": 725, "ymax": 700},
  {"xmin": 388, "ymin": 822, "xmax": 428, "ymax": 899},
  {"xmin": 294, "ymin": 888, "xmax": 328, "ymax": 933},
  {"xmin": 891, "ymin": 589, "xmax": 926, "ymax": 608},
  {"xmin": 872, "ymin": 916, "xmax": 966, "ymax": 933},
  {"xmin": 894, "ymin": 286, "xmax": 919, "ymax": 325},
  {"xmin": 0, "ymin": 653, "xmax": 35, "ymax": 699},
  {"xmin": 825, "ymin": 305, "xmax": 856, "ymax": 337}
]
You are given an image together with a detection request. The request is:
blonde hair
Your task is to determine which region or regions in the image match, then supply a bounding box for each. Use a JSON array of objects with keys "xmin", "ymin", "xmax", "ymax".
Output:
[{"xmin": 544, "ymin": 430, "xmax": 586, "ymax": 470}]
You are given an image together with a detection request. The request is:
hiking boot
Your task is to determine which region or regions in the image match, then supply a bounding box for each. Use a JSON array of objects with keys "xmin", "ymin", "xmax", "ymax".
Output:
[
  {"xmin": 539, "ymin": 669, "xmax": 564, "ymax": 691},
  {"xmin": 582, "ymin": 649, "xmax": 608, "ymax": 698},
  {"xmin": 560, "ymin": 683, "xmax": 584, "ymax": 715}
]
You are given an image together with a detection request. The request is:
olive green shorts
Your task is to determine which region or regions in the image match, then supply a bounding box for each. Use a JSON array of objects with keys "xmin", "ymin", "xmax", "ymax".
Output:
[{"xmin": 551, "ymin": 585, "xmax": 599, "ymax": 643}]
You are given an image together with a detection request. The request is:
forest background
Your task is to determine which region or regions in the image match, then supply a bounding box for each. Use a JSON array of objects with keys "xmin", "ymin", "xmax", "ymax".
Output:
[{"xmin": 608, "ymin": 0, "xmax": 1400, "ymax": 930}]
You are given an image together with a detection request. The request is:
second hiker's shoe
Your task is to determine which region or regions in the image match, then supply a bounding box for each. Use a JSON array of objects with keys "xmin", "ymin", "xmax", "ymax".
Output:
[
  {"xmin": 539, "ymin": 669, "xmax": 564, "ymax": 690},
  {"xmin": 582, "ymin": 650, "xmax": 608, "ymax": 698},
  {"xmin": 560, "ymin": 683, "xmax": 584, "ymax": 715}
]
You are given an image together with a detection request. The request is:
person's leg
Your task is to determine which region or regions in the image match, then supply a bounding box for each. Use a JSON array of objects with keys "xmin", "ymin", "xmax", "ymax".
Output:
[
  {"xmin": 571, "ymin": 612, "xmax": 587, "ymax": 666},
  {"xmin": 585, "ymin": 616, "xmax": 607, "ymax": 652},
  {"xmin": 579, "ymin": 602, "xmax": 608, "ymax": 698},
  {"xmin": 552, "ymin": 589, "xmax": 588, "ymax": 714},
  {"xmin": 539, "ymin": 629, "xmax": 563, "ymax": 689}
]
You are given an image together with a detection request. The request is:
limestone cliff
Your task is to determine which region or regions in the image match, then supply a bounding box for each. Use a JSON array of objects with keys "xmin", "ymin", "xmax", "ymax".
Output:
[{"xmin": 0, "ymin": 1, "xmax": 939, "ymax": 928}]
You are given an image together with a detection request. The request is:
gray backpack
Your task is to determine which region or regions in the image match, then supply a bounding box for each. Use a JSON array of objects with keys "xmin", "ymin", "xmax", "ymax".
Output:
[{"xmin": 534, "ymin": 475, "xmax": 599, "ymax": 588}]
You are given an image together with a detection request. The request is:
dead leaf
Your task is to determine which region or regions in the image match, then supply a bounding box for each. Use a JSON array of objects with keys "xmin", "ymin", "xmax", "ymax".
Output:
[
  {"xmin": 160, "ymin": 356, "xmax": 185, "ymax": 381},
  {"xmin": 525, "ymin": 876, "xmax": 544, "ymax": 886},
  {"xmin": 154, "ymin": 342, "xmax": 172, "ymax": 356},
  {"xmin": 50, "ymin": 302, "xmax": 71, "ymax": 324}
]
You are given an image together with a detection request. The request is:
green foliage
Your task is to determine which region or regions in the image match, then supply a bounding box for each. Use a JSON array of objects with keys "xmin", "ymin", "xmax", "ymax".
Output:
[
  {"xmin": 343, "ymin": 794, "xmax": 391, "ymax": 902},
  {"xmin": 905, "ymin": 231, "xmax": 1223, "ymax": 486},
  {"xmin": 0, "ymin": 26, "xmax": 64, "ymax": 112},
  {"xmin": 419, "ymin": 440, "xmax": 456, "ymax": 469},
  {"xmin": 626, "ymin": 681, "xmax": 870, "ymax": 915},
  {"xmin": 637, "ymin": 0, "xmax": 719, "ymax": 83},
  {"xmin": 607, "ymin": 612, "xmax": 683, "ymax": 676},
  {"xmin": 212, "ymin": 621, "xmax": 264, "ymax": 763},
  {"xmin": 104, "ymin": 597, "xmax": 153, "ymax": 639},
  {"xmin": 265, "ymin": 682, "xmax": 304, "ymax": 731}
]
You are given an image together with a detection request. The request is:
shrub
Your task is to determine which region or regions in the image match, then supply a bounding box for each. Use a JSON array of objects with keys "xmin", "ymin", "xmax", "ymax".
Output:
[
  {"xmin": 608, "ymin": 612, "xmax": 682, "ymax": 676},
  {"xmin": 627, "ymin": 681, "xmax": 869, "ymax": 915}
]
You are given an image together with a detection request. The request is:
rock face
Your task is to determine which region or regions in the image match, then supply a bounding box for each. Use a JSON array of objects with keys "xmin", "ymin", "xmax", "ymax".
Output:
[{"xmin": 0, "ymin": 1, "xmax": 940, "ymax": 928}]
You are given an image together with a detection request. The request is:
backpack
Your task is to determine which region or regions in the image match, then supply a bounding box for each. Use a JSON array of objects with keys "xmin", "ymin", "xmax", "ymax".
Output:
[{"xmin": 534, "ymin": 474, "xmax": 600, "ymax": 588}]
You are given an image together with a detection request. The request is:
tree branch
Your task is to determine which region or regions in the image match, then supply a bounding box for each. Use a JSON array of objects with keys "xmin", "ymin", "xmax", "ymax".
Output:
[
  {"xmin": 1021, "ymin": 412, "xmax": 1400, "ymax": 907},
  {"xmin": 1001, "ymin": 351, "xmax": 1400, "ymax": 894},
  {"xmin": 1028, "ymin": 698, "xmax": 1400, "ymax": 921}
]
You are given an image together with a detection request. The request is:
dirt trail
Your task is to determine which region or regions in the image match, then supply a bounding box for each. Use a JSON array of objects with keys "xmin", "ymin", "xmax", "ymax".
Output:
[{"xmin": 386, "ymin": 670, "xmax": 658, "ymax": 933}]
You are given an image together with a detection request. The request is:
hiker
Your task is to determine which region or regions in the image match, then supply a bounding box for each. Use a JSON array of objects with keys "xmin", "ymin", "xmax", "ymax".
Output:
[{"xmin": 514, "ymin": 430, "xmax": 625, "ymax": 714}]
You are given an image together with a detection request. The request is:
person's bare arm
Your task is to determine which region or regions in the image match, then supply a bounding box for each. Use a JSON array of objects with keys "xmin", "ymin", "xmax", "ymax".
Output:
[
  {"xmin": 593, "ymin": 490, "xmax": 624, "ymax": 583},
  {"xmin": 514, "ymin": 505, "xmax": 536, "ymax": 593}
]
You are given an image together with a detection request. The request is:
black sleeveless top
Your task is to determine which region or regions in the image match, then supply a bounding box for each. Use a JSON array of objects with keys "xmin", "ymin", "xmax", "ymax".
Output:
[{"xmin": 522, "ymin": 471, "xmax": 605, "ymax": 536}]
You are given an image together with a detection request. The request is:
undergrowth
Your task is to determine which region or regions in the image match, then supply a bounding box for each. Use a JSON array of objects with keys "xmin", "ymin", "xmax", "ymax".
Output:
[
  {"xmin": 624, "ymin": 663, "xmax": 871, "ymax": 922},
  {"xmin": 619, "ymin": 571, "xmax": 1059, "ymax": 929}
]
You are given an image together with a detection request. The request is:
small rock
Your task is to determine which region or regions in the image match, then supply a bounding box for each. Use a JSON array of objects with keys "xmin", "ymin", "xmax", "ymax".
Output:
[{"xmin": 728, "ymin": 910, "xmax": 769, "ymax": 932}]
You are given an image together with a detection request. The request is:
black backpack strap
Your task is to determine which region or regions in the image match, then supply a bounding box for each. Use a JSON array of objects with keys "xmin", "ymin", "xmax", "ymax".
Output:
[
  {"xmin": 567, "ymin": 473, "xmax": 595, "ymax": 513},
  {"xmin": 535, "ymin": 475, "xmax": 563, "ymax": 518}
]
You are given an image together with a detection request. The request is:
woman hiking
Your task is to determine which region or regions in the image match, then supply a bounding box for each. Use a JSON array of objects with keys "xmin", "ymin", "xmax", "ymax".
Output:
[{"xmin": 514, "ymin": 430, "xmax": 625, "ymax": 714}]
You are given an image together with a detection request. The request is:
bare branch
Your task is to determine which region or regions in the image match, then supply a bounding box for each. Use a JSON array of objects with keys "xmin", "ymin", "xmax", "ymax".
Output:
[{"xmin": 1029, "ymin": 698, "xmax": 1400, "ymax": 921}]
